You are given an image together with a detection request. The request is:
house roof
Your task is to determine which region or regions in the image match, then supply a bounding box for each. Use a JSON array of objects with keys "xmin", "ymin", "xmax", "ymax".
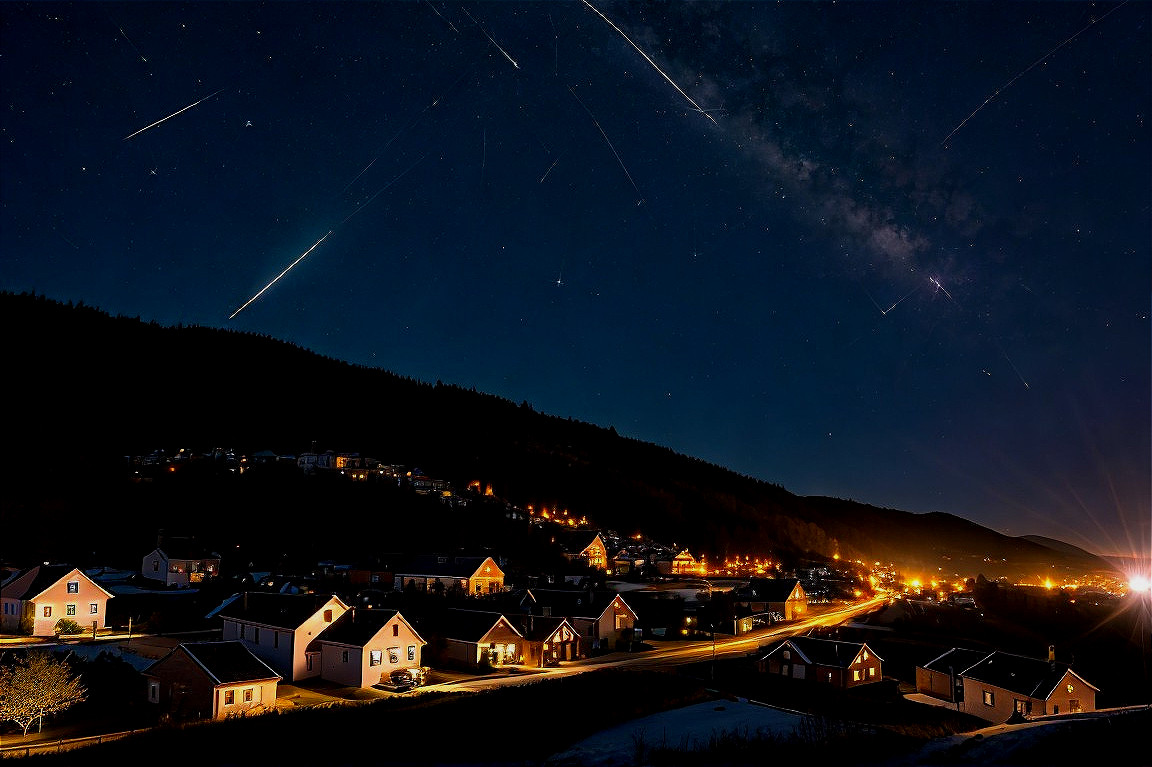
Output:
[
  {"xmin": 960, "ymin": 651, "xmax": 1099, "ymax": 699},
  {"xmin": 919, "ymin": 647, "xmax": 992, "ymax": 675},
  {"xmin": 763, "ymin": 636, "xmax": 880, "ymax": 668},
  {"xmin": 526, "ymin": 588, "xmax": 636, "ymax": 620},
  {"xmin": 152, "ymin": 540, "xmax": 220, "ymax": 561},
  {"xmin": 214, "ymin": 592, "xmax": 347, "ymax": 630},
  {"xmin": 436, "ymin": 608, "xmax": 524, "ymax": 642},
  {"xmin": 393, "ymin": 555, "xmax": 501, "ymax": 579},
  {"xmin": 505, "ymin": 613, "xmax": 575, "ymax": 642},
  {"xmin": 316, "ymin": 608, "xmax": 425, "ymax": 647},
  {"xmin": 0, "ymin": 564, "xmax": 115, "ymax": 601},
  {"xmin": 548, "ymin": 529, "xmax": 605, "ymax": 554},
  {"xmin": 745, "ymin": 578, "xmax": 804, "ymax": 601},
  {"xmin": 151, "ymin": 641, "xmax": 281, "ymax": 685}
]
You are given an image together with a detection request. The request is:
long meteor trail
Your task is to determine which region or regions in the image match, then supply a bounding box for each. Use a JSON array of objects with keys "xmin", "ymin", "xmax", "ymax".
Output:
[
  {"xmin": 580, "ymin": 0, "xmax": 716, "ymax": 125},
  {"xmin": 123, "ymin": 87, "xmax": 226, "ymax": 141},
  {"xmin": 228, "ymin": 231, "xmax": 333, "ymax": 320}
]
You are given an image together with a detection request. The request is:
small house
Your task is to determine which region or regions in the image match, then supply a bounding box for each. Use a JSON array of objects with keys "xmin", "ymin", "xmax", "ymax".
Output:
[
  {"xmin": 0, "ymin": 564, "xmax": 114, "ymax": 637},
  {"xmin": 144, "ymin": 640, "xmax": 281, "ymax": 722},
  {"xmin": 958, "ymin": 650, "xmax": 1099, "ymax": 723},
  {"xmin": 758, "ymin": 636, "xmax": 883, "ymax": 687},
  {"xmin": 314, "ymin": 608, "xmax": 426, "ymax": 688},
  {"xmin": 215, "ymin": 591, "xmax": 349, "ymax": 682}
]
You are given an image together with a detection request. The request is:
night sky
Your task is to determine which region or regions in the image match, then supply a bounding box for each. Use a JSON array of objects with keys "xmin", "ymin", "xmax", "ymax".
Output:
[{"xmin": 2, "ymin": 2, "xmax": 1148, "ymax": 558}]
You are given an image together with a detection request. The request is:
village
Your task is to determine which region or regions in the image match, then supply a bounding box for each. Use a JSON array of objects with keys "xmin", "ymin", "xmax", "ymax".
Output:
[{"xmin": 0, "ymin": 446, "xmax": 1130, "ymax": 755}]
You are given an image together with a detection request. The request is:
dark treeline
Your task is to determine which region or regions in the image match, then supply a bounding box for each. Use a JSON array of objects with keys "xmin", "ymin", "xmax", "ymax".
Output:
[{"xmin": 0, "ymin": 291, "xmax": 1116, "ymax": 580}]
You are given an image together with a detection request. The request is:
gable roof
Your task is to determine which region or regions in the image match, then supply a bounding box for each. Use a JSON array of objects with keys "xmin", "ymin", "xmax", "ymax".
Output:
[
  {"xmin": 960, "ymin": 651, "xmax": 1099, "ymax": 699},
  {"xmin": 919, "ymin": 647, "xmax": 992, "ymax": 675},
  {"xmin": 392, "ymin": 555, "xmax": 501, "ymax": 579},
  {"xmin": 0, "ymin": 564, "xmax": 115, "ymax": 601},
  {"xmin": 149, "ymin": 641, "xmax": 281, "ymax": 685},
  {"xmin": 151, "ymin": 540, "xmax": 221, "ymax": 561},
  {"xmin": 214, "ymin": 592, "xmax": 347, "ymax": 630},
  {"xmin": 316, "ymin": 608, "xmax": 425, "ymax": 647},
  {"xmin": 763, "ymin": 636, "xmax": 880, "ymax": 669},
  {"xmin": 436, "ymin": 608, "xmax": 524, "ymax": 642},
  {"xmin": 746, "ymin": 578, "xmax": 804, "ymax": 601},
  {"xmin": 526, "ymin": 588, "xmax": 636, "ymax": 620},
  {"xmin": 519, "ymin": 615, "xmax": 577, "ymax": 642},
  {"xmin": 548, "ymin": 529, "xmax": 606, "ymax": 554}
]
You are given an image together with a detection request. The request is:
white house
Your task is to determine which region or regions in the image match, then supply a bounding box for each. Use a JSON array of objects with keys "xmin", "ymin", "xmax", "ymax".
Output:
[
  {"xmin": 0, "ymin": 564, "xmax": 114, "ymax": 637},
  {"xmin": 315, "ymin": 608, "xmax": 426, "ymax": 688},
  {"xmin": 215, "ymin": 592, "xmax": 348, "ymax": 682}
]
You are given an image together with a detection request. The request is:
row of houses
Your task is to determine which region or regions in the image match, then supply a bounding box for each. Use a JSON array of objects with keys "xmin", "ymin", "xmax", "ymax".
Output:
[
  {"xmin": 149, "ymin": 586, "xmax": 638, "ymax": 721},
  {"xmin": 758, "ymin": 636, "xmax": 1099, "ymax": 723},
  {"xmin": 1, "ymin": 563, "xmax": 1101, "ymax": 726}
]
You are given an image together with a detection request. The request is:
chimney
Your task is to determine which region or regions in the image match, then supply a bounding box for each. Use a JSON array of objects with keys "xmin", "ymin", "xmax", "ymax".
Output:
[{"xmin": 1048, "ymin": 644, "xmax": 1056, "ymax": 669}]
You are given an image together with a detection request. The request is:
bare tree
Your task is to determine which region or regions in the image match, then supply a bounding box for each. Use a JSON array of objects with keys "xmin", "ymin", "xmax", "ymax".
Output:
[{"xmin": 0, "ymin": 651, "xmax": 87, "ymax": 736}]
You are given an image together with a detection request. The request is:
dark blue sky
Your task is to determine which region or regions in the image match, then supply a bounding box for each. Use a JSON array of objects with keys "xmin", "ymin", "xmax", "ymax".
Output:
[{"xmin": 3, "ymin": 2, "xmax": 1148, "ymax": 557}]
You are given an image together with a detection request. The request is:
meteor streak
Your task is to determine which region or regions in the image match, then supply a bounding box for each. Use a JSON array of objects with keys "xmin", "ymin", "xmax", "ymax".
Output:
[
  {"xmin": 229, "ymin": 231, "xmax": 333, "ymax": 320},
  {"xmin": 462, "ymin": 8, "xmax": 519, "ymax": 70},
  {"xmin": 580, "ymin": 0, "xmax": 717, "ymax": 125},
  {"xmin": 941, "ymin": 1, "xmax": 1129, "ymax": 147},
  {"xmin": 569, "ymin": 86, "xmax": 642, "ymax": 205},
  {"xmin": 123, "ymin": 88, "xmax": 226, "ymax": 141},
  {"xmin": 930, "ymin": 276, "xmax": 956, "ymax": 304},
  {"xmin": 881, "ymin": 284, "xmax": 921, "ymax": 315}
]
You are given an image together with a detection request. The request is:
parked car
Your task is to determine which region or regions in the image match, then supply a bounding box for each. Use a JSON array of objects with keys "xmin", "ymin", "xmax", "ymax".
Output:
[{"xmin": 386, "ymin": 667, "xmax": 427, "ymax": 692}]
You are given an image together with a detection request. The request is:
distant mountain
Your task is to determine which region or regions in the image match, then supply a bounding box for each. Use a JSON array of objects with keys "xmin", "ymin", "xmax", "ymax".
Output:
[{"xmin": 0, "ymin": 292, "xmax": 1120, "ymax": 581}]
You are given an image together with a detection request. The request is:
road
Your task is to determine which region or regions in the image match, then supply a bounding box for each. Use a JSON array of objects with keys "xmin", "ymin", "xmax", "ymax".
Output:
[{"xmin": 436, "ymin": 595, "xmax": 889, "ymax": 692}]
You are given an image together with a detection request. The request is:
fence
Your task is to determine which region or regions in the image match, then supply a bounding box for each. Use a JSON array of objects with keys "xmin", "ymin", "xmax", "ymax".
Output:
[{"xmin": 0, "ymin": 729, "xmax": 146, "ymax": 758}]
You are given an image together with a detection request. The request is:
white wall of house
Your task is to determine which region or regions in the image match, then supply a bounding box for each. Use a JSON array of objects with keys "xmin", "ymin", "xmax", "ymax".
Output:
[
  {"xmin": 18, "ymin": 569, "xmax": 112, "ymax": 637},
  {"xmin": 320, "ymin": 616, "xmax": 425, "ymax": 687},
  {"xmin": 222, "ymin": 597, "xmax": 345, "ymax": 682},
  {"xmin": 212, "ymin": 680, "xmax": 278, "ymax": 720}
]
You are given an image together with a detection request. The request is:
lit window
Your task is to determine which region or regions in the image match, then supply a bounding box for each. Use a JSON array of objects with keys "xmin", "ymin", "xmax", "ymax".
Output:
[
  {"xmin": 388, "ymin": 647, "xmax": 400, "ymax": 664},
  {"xmin": 67, "ymin": 581, "xmax": 79, "ymax": 594},
  {"xmin": 868, "ymin": 667, "xmax": 876, "ymax": 677},
  {"xmin": 66, "ymin": 604, "xmax": 76, "ymax": 616},
  {"xmin": 43, "ymin": 606, "xmax": 52, "ymax": 618},
  {"xmin": 853, "ymin": 669, "xmax": 861, "ymax": 681},
  {"xmin": 370, "ymin": 650, "xmax": 382, "ymax": 666},
  {"xmin": 224, "ymin": 690, "xmax": 235, "ymax": 705},
  {"xmin": 983, "ymin": 690, "xmax": 994, "ymax": 706},
  {"xmin": 90, "ymin": 603, "xmax": 98, "ymax": 614},
  {"xmin": 244, "ymin": 689, "xmax": 253, "ymax": 703}
]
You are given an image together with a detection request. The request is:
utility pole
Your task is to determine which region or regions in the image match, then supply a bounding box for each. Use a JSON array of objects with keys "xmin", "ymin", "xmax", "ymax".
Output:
[{"xmin": 710, "ymin": 624, "xmax": 716, "ymax": 680}]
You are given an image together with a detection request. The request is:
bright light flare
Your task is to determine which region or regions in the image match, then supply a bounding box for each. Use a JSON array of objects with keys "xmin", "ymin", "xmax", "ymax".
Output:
[{"xmin": 1128, "ymin": 573, "xmax": 1152, "ymax": 597}]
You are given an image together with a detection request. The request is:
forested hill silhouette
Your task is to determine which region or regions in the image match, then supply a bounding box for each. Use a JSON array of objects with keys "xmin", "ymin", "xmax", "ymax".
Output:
[{"xmin": 1, "ymin": 291, "xmax": 1116, "ymax": 580}]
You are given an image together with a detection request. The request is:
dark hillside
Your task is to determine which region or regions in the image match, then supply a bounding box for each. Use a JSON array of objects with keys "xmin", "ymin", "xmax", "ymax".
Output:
[{"xmin": 0, "ymin": 292, "xmax": 1119, "ymax": 580}]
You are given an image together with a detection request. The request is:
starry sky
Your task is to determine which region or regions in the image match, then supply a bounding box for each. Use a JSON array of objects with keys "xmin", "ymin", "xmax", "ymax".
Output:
[{"xmin": 2, "ymin": 2, "xmax": 1148, "ymax": 558}]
